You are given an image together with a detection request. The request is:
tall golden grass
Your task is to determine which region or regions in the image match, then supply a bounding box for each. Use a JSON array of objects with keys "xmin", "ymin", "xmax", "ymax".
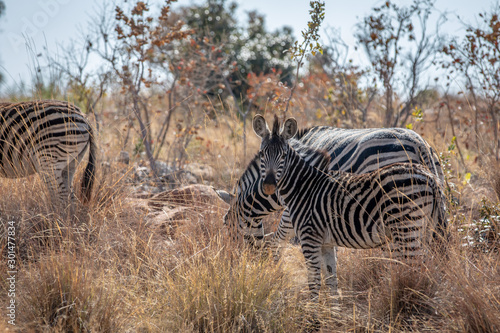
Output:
[{"xmin": 0, "ymin": 103, "xmax": 499, "ymax": 332}]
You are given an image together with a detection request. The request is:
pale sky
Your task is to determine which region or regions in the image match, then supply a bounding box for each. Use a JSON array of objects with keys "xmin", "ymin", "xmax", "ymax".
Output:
[{"xmin": 0, "ymin": 0, "xmax": 492, "ymax": 93}]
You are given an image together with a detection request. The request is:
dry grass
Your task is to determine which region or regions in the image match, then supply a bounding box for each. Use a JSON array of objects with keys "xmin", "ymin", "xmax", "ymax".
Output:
[
  {"xmin": 0, "ymin": 106, "xmax": 499, "ymax": 332},
  {"xmin": 1, "ymin": 175, "xmax": 500, "ymax": 332}
]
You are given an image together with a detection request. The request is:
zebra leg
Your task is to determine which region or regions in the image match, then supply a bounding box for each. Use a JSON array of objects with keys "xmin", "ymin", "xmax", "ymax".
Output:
[
  {"xmin": 269, "ymin": 208, "xmax": 295, "ymax": 262},
  {"xmin": 59, "ymin": 143, "xmax": 89, "ymax": 202},
  {"xmin": 321, "ymin": 245, "xmax": 338, "ymax": 296},
  {"xmin": 59, "ymin": 158, "xmax": 78, "ymax": 202},
  {"xmin": 300, "ymin": 237, "xmax": 322, "ymax": 302},
  {"xmin": 389, "ymin": 220, "xmax": 424, "ymax": 264},
  {"xmin": 35, "ymin": 151, "xmax": 75, "ymax": 202},
  {"xmin": 39, "ymin": 171, "xmax": 61, "ymax": 202}
]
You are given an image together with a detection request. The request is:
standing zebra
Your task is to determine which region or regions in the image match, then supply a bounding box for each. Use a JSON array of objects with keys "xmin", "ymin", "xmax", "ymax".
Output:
[
  {"xmin": 252, "ymin": 114, "xmax": 445, "ymax": 300},
  {"xmin": 216, "ymin": 120, "xmax": 445, "ymax": 249},
  {"xmin": 0, "ymin": 100, "xmax": 96, "ymax": 203}
]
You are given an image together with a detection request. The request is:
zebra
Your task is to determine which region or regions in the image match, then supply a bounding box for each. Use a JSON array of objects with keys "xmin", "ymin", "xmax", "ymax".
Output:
[
  {"xmin": 252, "ymin": 114, "xmax": 445, "ymax": 300},
  {"xmin": 0, "ymin": 100, "xmax": 96, "ymax": 203},
  {"xmin": 216, "ymin": 118, "xmax": 446, "ymax": 300},
  {"xmin": 216, "ymin": 120, "xmax": 445, "ymax": 251}
]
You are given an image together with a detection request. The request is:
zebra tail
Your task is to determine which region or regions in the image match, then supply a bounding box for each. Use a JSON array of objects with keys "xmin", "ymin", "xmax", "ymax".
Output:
[
  {"xmin": 81, "ymin": 127, "xmax": 97, "ymax": 203},
  {"xmin": 432, "ymin": 181, "xmax": 449, "ymax": 245}
]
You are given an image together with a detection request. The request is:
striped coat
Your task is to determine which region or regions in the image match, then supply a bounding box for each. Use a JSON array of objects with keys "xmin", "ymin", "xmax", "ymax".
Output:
[
  {"xmin": 217, "ymin": 124, "xmax": 444, "ymax": 245},
  {"xmin": 0, "ymin": 100, "xmax": 96, "ymax": 202}
]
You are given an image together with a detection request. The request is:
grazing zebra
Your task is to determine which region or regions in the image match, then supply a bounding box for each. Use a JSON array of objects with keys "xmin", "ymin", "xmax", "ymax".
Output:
[
  {"xmin": 0, "ymin": 100, "xmax": 96, "ymax": 203},
  {"xmin": 216, "ymin": 121, "xmax": 445, "ymax": 248},
  {"xmin": 252, "ymin": 114, "xmax": 445, "ymax": 300}
]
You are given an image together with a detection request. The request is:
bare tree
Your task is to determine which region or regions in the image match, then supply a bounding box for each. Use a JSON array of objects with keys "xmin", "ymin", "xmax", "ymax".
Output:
[
  {"xmin": 356, "ymin": 0, "xmax": 445, "ymax": 127},
  {"xmin": 151, "ymin": 23, "xmax": 234, "ymax": 165},
  {"xmin": 90, "ymin": 0, "xmax": 191, "ymax": 176},
  {"xmin": 48, "ymin": 39, "xmax": 110, "ymax": 125},
  {"xmin": 308, "ymin": 27, "xmax": 377, "ymax": 127},
  {"xmin": 442, "ymin": 5, "xmax": 500, "ymax": 161}
]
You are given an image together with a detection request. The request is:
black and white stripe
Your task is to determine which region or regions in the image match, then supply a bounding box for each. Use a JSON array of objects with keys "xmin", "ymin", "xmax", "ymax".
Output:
[
  {"xmin": 0, "ymin": 100, "xmax": 96, "ymax": 202},
  {"xmin": 253, "ymin": 115, "xmax": 445, "ymax": 300},
  {"xmin": 217, "ymin": 120, "xmax": 445, "ymax": 245}
]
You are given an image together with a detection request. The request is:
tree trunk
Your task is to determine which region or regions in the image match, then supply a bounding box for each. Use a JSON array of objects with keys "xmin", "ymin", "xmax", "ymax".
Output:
[
  {"xmin": 385, "ymin": 86, "xmax": 394, "ymax": 127},
  {"xmin": 489, "ymin": 105, "xmax": 499, "ymax": 161},
  {"xmin": 132, "ymin": 99, "xmax": 158, "ymax": 179}
]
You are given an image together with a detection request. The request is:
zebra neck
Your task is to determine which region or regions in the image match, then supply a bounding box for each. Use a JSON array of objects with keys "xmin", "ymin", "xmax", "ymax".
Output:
[{"xmin": 277, "ymin": 147, "xmax": 332, "ymax": 205}]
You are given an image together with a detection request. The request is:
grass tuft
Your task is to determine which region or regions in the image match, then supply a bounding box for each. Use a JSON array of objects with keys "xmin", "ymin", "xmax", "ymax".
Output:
[{"xmin": 17, "ymin": 254, "xmax": 124, "ymax": 332}]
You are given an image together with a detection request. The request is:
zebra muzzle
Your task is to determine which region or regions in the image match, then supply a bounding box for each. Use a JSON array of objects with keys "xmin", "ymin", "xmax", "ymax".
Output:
[
  {"xmin": 263, "ymin": 183, "xmax": 276, "ymax": 195},
  {"xmin": 263, "ymin": 173, "xmax": 277, "ymax": 195}
]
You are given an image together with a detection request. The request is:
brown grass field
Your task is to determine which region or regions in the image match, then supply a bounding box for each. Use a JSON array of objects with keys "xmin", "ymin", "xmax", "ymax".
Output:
[{"xmin": 1, "ymin": 102, "xmax": 500, "ymax": 332}]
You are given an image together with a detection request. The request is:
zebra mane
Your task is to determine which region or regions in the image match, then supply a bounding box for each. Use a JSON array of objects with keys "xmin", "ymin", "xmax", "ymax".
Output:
[
  {"xmin": 291, "ymin": 141, "xmax": 331, "ymax": 172},
  {"xmin": 294, "ymin": 127, "xmax": 315, "ymax": 140},
  {"xmin": 272, "ymin": 114, "xmax": 280, "ymax": 136}
]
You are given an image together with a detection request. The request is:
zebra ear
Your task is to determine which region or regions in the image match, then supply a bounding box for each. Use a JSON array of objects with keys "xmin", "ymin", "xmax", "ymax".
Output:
[
  {"xmin": 253, "ymin": 114, "xmax": 269, "ymax": 138},
  {"xmin": 282, "ymin": 118, "xmax": 298, "ymax": 140},
  {"xmin": 215, "ymin": 189, "xmax": 235, "ymax": 204}
]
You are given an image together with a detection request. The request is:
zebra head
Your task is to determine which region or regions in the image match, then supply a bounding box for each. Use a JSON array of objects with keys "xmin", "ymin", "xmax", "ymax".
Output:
[
  {"xmin": 216, "ymin": 189, "xmax": 241, "ymax": 229},
  {"xmin": 216, "ymin": 187, "xmax": 268, "ymax": 246},
  {"xmin": 216, "ymin": 187, "xmax": 257, "ymax": 230},
  {"xmin": 253, "ymin": 114, "xmax": 297, "ymax": 196},
  {"xmin": 215, "ymin": 189, "xmax": 235, "ymax": 224}
]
